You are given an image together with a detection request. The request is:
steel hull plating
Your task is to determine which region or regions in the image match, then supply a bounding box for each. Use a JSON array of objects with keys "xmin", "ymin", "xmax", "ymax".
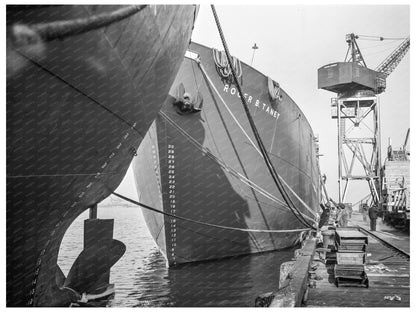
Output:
[
  {"xmin": 133, "ymin": 42, "xmax": 320, "ymax": 266},
  {"xmin": 6, "ymin": 5, "xmax": 196, "ymax": 306}
]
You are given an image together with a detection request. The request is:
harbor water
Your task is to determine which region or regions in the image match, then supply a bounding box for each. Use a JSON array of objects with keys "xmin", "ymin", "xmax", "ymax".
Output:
[{"xmin": 58, "ymin": 200, "xmax": 296, "ymax": 307}]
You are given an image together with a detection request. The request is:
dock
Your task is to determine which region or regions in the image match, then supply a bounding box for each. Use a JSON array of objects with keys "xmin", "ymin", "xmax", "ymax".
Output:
[{"xmin": 258, "ymin": 211, "xmax": 410, "ymax": 308}]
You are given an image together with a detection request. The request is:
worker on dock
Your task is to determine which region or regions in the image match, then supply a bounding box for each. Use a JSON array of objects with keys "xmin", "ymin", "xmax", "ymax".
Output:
[
  {"xmin": 346, "ymin": 204, "xmax": 353, "ymax": 219},
  {"xmin": 318, "ymin": 203, "xmax": 331, "ymax": 228},
  {"xmin": 361, "ymin": 203, "xmax": 369, "ymax": 222},
  {"xmin": 328, "ymin": 205, "xmax": 337, "ymax": 226},
  {"xmin": 368, "ymin": 205, "xmax": 378, "ymax": 231},
  {"xmin": 337, "ymin": 203, "xmax": 349, "ymax": 227}
]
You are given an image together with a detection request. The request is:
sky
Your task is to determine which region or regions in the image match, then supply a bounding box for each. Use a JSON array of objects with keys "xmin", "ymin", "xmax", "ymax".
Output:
[{"xmin": 117, "ymin": 4, "xmax": 410, "ymax": 207}]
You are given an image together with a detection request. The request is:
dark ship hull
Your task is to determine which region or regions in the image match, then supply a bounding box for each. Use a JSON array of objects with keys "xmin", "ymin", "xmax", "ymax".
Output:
[
  {"xmin": 6, "ymin": 5, "xmax": 197, "ymax": 306},
  {"xmin": 133, "ymin": 42, "xmax": 320, "ymax": 266}
]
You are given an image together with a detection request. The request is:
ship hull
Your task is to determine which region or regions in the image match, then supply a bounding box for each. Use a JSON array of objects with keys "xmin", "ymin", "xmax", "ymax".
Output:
[
  {"xmin": 133, "ymin": 42, "xmax": 320, "ymax": 266},
  {"xmin": 6, "ymin": 5, "xmax": 197, "ymax": 306}
]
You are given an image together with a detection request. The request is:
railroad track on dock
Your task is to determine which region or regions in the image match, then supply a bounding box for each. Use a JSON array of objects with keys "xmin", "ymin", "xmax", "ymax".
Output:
[{"xmin": 357, "ymin": 226, "xmax": 410, "ymax": 260}]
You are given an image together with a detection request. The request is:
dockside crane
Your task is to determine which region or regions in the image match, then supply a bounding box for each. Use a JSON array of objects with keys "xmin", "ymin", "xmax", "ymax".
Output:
[{"xmin": 318, "ymin": 34, "xmax": 410, "ymax": 208}]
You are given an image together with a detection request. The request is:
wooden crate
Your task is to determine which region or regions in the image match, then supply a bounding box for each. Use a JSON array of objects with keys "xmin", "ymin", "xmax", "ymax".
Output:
[
  {"xmin": 334, "ymin": 264, "xmax": 368, "ymax": 288},
  {"xmin": 337, "ymin": 251, "xmax": 365, "ymax": 265},
  {"xmin": 336, "ymin": 239, "xmax": 367, "ymax": 252},
  {"xmin": 335, "ymin": 230, "xmax": 368, "ymax": 245}
]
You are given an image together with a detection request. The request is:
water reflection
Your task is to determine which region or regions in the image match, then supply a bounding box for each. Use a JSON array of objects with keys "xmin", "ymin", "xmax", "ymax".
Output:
[
  {"xmin": 128, "ymin": 247, "xmax": 295, "ymax": 307},
  {"xmin": 60, "ymin": 205, "xmax": 296, "ymax": 307}
]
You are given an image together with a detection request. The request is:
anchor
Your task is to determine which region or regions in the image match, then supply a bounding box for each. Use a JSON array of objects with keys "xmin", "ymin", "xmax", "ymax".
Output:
[{"xmin": 173, "ymin": 83, "xmax": 203, "ymax": 115}]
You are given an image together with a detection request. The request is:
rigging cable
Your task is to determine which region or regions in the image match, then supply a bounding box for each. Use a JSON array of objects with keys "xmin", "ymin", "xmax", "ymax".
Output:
[
  {"xmin": 210, "ymin": 5, "xmax": 317, "ymax": 230},
  {"xmin": 112, "ymin": 191, "xmax": 311, "ymax": 233},
  {"xmin": 356, "ymin": 34, "xmax": 407, "ymax": 41},
  {"xmin": 12, "ymin": 50, "xmax": 143, "ymax": 137},
  {"xmin": 160, "ymin": 110, "xmax": 316, "ymax": 223},
  {"xmin": 190, "ymin": 64, "xmax": 317, "ymax": 218}
]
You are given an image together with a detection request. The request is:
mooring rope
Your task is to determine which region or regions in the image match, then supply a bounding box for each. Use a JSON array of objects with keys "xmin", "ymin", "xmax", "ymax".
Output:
[
  {"xmin": 112, "ymin": 191, "xmax": 312, "ymax": 233},
  {"xmin": 210, "ymin": 5, "xmax": 317, "ymax": 230}
]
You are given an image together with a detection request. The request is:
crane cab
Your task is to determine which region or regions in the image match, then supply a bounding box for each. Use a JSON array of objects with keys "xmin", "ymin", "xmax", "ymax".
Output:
[{"xmin": 318, "ymin": 62, "xmax": 386, "ymax": 95}]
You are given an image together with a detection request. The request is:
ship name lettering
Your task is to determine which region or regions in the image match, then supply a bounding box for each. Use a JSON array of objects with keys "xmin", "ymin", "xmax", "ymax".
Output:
[{"xmin": 223, "ymin": 84, "xmax": 279, "ymax": 119}]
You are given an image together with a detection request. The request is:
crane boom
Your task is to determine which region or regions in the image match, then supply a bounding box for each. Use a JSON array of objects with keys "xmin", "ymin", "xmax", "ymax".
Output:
[
  {"xmin": 403, "ymin": 128, "xmax": 410, "ymax": 151},
  {"xmin": 375, "ymin": 37, "xmax": 410, "ymax": 78}
]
